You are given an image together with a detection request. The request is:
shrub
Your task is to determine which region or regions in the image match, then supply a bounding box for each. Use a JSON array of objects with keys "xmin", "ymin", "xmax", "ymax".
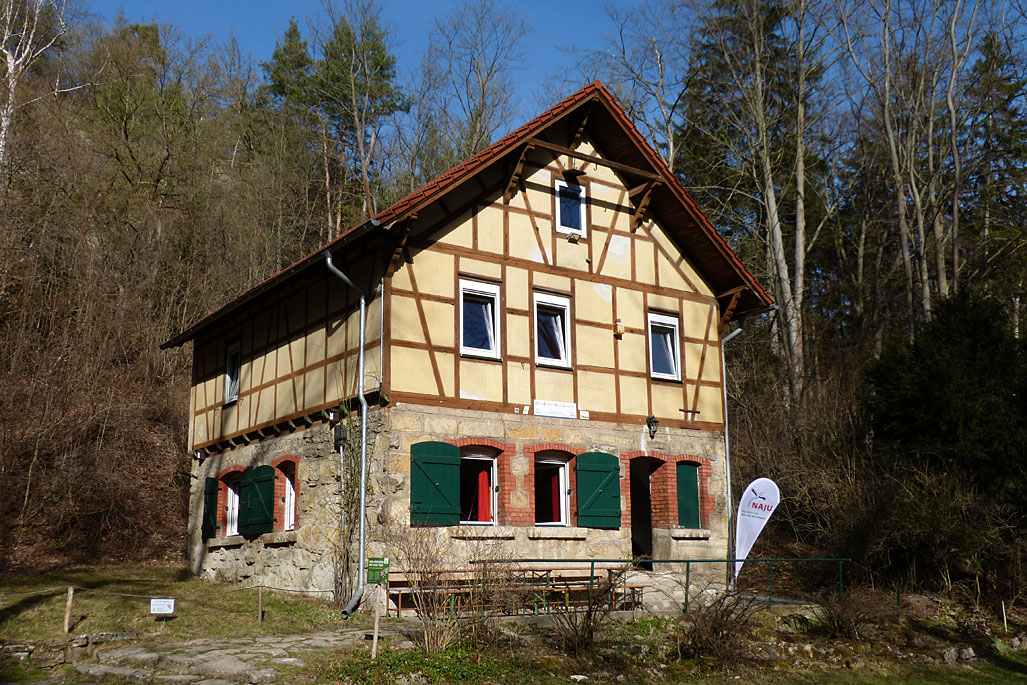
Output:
[
  {"xmin": 676, "ymin": 586, "xmax": 759, "ymax": 663},
  {"xmin": 548, "ymin": 565, "xmax": 629, "ymax": 656}
]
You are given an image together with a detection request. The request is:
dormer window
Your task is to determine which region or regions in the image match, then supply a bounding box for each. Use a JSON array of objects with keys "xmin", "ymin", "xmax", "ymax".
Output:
[{"xmin": 555, "ymin": 179, "xmax": 585, "ymax": 237}]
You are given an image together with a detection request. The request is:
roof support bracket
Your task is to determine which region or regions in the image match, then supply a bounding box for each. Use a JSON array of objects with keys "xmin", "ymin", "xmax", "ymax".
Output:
[
  {"xmin": 570, "ymin": 110, "xmax": 590, "ymax": 148},
  {"xmin": 630, "ymin": 181, "xmax": 657, "ymax": 232},
  {"xmin": 719, "ymin": 290, "xmax": 744, "ymax": 332},
  {"xmin": 504, "ymin": 144, "xmax": 534, "ymax": 202}
]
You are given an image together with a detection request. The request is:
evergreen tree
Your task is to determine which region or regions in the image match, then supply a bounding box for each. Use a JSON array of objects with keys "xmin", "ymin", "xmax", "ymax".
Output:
[{"xmin": 869, "ymin": 291, "xmax": 1027, "ymax": 512}]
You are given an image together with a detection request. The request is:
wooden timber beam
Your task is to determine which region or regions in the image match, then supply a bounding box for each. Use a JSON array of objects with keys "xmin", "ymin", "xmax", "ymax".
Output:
[
  {"xmin": 504, "ymin": 144, "xmax": 534, "ymax": 201},
  {"xmin": 386, "ymin": 218, "xmax": 416, "ymax": 277},
  {"xmin": 570, "ymin": 109, "xmax": 590, "ymax": 149},
  {"xmin": 719, "ymin": 290, "xmax": 742, "ymax": 333},
  {"xmin": 716, "ymin": 285, "xmax": 748, "ymax": 299},
  {"xmin": 630, "ymin": 181, "xmax": 657, "ymax": 232},
  {"xmin": 525, "ymin": 138, "xmax": 661, "ymax": 182}
]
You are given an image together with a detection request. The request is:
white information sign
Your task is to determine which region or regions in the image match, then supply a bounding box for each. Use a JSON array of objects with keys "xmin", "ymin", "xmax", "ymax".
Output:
[
  {"xmin": 733, "ymin": 478, "xmax": 780, "ymax": 582},
  {"xmin": 533, "ymin": 399, "xmax": 578, "ymax": 419},
  {"xmin": 150, "ymin": 598, "xmax": 175, "ymax": 615}
]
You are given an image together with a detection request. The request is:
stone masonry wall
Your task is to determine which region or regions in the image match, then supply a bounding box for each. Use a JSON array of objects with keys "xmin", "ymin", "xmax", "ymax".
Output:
[
  {"xmin": 363, "ymin": 403, "xmax": 731, "ymax": 609},
  {"xmin": 187, "ymin": 422, "xmax": 342, "ymax": 592}
]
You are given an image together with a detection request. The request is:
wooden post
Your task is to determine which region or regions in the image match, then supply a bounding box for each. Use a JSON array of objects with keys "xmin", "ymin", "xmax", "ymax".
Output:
[
  {"xmin": 258, "ymin": 587, "xmax": 263, "ymax": 624},
  {"xmin": 63, "ymin": 587, "xmax": 74, "ymax": 634},
  {"xmin": 371, "ymin": 584, "xmax": 381, "ymax": 659},
  {"xmin": 1002, "ymin": 601, "xmax": 1008, "ymax": 634}
]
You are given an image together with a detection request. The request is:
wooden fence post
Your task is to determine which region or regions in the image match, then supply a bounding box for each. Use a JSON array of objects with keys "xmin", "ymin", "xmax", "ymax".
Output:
[
  {"xmin": 258, "ymin": 587, "xmax": 263, "ymax": 623},
  {"xmin": 63, "ymin": 587, "xmax": 74, "ymax": 633}
]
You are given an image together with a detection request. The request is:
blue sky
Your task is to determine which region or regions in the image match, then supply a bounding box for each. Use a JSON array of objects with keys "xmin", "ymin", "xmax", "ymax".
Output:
[{"xmin": 86, "ymin": 1, "xmax": 625, "ymax": 122}]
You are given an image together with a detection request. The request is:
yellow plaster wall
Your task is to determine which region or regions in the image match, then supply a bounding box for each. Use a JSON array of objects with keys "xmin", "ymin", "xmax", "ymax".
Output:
[{"xmin": 459, "ymin": 360, "xmax": 503, "ymax": 401}]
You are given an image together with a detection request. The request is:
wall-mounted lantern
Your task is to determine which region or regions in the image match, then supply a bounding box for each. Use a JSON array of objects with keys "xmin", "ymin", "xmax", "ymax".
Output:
[{"xmin": 646, "ymin": 415, "xmax": 659, "ymax": 439}]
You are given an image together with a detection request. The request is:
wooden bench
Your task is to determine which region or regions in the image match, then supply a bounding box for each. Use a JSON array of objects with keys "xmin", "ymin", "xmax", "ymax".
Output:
[{"xmin": 385, "ymin": 564, "xmax": 648, "ymax": 617}]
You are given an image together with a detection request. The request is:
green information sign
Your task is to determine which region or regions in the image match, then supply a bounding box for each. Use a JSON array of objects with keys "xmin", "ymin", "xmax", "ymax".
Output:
[{"xmin": 367, "ymin": 557, "xmax": 390, "ymax": 584}]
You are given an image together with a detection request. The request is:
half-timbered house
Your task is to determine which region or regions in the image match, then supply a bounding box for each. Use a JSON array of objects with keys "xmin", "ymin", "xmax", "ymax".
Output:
[{"xmin": 163, "ymin": 81, "xmax": 772, "ymax": 607}]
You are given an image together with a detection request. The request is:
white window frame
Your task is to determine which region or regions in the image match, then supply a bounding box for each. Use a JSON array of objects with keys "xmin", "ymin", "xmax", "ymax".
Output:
[
  {"xmin": 554, "ymin": 179, "xmax": 586, "ymax": 237},
  {"xmin": 459, "ymin": 279, "xmax": 501, "ymax": 359},
  {"xmin": 534, "ymin": 292, "xmax": 572, "ymax": 368},
  {"xmin": 283, "ymin": 468, "xmax": 296, "ymax": 531},
  {"xmin": 460, "ymin": 453, "xmax": 497, "ymax": 525},
  {"xmin": 647, "ymin": 312, "xmax": 681, "ymax": 381},
  {"xmin": 224, "ymin": 341, "xmax": 241, "ymax": 404},
  {"xmin": 534, "ymin": 458, "xmax": 569, "ymax": 526},
  {"xmin": 224, "ymin": 478, "xmax": 240, "ymax": 537}
]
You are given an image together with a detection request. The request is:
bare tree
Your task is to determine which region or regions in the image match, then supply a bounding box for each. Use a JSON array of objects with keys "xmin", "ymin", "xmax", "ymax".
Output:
[
  {"xmin": 428, "ymin": 0, "xmax": 528, "ymax": 158},
  {"xmin": 0, "ymin": 0, "xmax": 67, "ymax": 178}
]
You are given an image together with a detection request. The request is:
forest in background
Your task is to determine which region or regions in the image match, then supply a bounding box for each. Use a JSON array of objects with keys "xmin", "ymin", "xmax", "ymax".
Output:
[{"xmin": 1, "ymin": 0, "xmax": 1025, "ymax": 602}]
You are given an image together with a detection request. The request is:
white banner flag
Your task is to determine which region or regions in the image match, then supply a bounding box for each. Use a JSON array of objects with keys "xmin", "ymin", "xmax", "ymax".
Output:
[{"xmin": 734, "ymin": 478, "xmax": 780, "ymax": 582}]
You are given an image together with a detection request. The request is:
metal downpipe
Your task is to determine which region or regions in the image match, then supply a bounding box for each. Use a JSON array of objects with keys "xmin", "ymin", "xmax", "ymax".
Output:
[
  {"xmin": 720, "ymin": 325, "xmax": 744, "ymax": 587},
  {"xmin": 324, "ymin": 249, "xmax": 369, "ymax": 619}
]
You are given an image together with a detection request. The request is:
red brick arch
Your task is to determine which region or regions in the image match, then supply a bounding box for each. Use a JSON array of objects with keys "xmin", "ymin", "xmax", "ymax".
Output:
[{"xmin": 621, "ymin": 452, "xmax": 713, "ymax": 529}]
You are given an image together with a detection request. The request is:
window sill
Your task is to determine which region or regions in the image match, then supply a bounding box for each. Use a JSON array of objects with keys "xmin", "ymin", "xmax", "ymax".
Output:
[
  {"xmin": 206, "ymin": 530, "xmax": 298, "ymax": 549},
  {"xmin": 650, "ymin": 376, "xmax": 683, "ymax": 385},
  {"xmin": 669, "ymin": 528, "xmax": 711, "ymax": 540},
  {"xmin": 535, "ymin": 361, "xmax": 573, "ymax": 372},
  {"xmin": 528, "ymin": 527, "xmax": 587, "ymax": 541},
  {"xmin": 450, "ymin": 526, "xmax": 515, "ymax": 540},
  {"xmin": 263, "ymin": 530, "xmax": 298, "ymax": 546},
  {"xmin": 207, "ymin": 535, "xmax": 244, "ymax": 549},
  {"xmin": 460, "ymin": 351, "xmax": 502, "ymax": 363}
]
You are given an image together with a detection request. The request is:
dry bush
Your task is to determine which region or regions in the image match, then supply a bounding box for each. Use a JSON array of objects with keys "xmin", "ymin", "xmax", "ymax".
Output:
[
  {"xmin": 385, "ymin": 528, "xmax": 526, "ymax": 652},
  {"xmin": 386, "ymin": 526, "xmax": 462, "ymax": 652},
  {"xmin": 548, "ymin": 565, "xmax": 629, "ymax": 656},
  {"xmin": 676, "ymin": 585, "xmax": 759, "ymax": 663},
  {"xmin": 809, "ymin": 588, "xmax": 896, "ymax": 640}
]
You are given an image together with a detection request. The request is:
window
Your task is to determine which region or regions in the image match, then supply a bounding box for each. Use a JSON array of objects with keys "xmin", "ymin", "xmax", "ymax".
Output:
[
  {"xmin": 202, "ymin": 467, "xmax": 277, "ymax": 540},
  {"xmin": 534, "ymin": 453, "xmax": 569, "ymax": 525},
  {"xmin": 459, "ymin": 279, "xmax": 501, "ymax": 359},
  {"xmin": 224, "ymin": 474, "xmax": 240, "ymax": 536},
  {"xmin": 677, "ymin": 462, "xmax": 701, "ymax": 528},
  {"xmin": 410, "ymin": 441, "xmax": 497, "ymax": 526},
  {"xmin": 224, "ymin": 341, "xmax": 241, "ymax": 404},
  {"xmin": 575, "ymin": 451, "xmax": 621, "ymax": 529},
  {"xmin": 555, "ymin": 179, "xmax": 585, "ymax": 237},
  {"xmin": 277, "ymin": 461, "xmax": 297, "ymax": 531},
  {"xmin": 648, "ymin": 312, "xmax": 681, "ymax": 381},
  {"xmin": 534, "ymin": 292, "xmax": 571, "ymax": 367},
  {"xmin": 460, "ymin": 452, "xmax": 497, "ymax": 524}
]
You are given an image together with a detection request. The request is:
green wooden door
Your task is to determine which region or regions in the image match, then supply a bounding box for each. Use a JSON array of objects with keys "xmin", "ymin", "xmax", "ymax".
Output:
[{"xmin": 202, "ymin": 477, "xmax": 219, "ymax": 540}]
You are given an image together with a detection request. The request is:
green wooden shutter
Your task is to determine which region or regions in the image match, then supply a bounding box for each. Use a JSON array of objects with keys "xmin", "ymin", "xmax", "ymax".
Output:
[
  {"xmin": 202, "ymin": 477, "xmax": 219, "ymax": 540},
  {"xmin": 410, "ymin": 441, "xmax": 460, "ymax": 526},
  {"xmin": 575, "ymin": 452, "xmax": 621, "ymax": 529},
  {"xmin": 677, "ymin": 462, "xmax": 701, "ymax": 528},
  {"xmin": 239, "ymin": 465, "xmax": 276, "ymax": 536}
]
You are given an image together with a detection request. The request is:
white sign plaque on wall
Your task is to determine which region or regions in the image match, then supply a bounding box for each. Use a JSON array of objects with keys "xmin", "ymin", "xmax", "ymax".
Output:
[{"xmin": 533, "ymin": 400, "xmax": 578, "ymax": 419}]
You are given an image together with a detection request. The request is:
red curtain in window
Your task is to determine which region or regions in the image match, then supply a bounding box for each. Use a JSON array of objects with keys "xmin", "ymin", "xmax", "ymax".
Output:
[
  {"xmin": 551, "ymin": 472, "xmax": 560, "ymax": 521},
  {"xmin": 477, "ymin": 468, "xmax": 491, "ymax": 521}
]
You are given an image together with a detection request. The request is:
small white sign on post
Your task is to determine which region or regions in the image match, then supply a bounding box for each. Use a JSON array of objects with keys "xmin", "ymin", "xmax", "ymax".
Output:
[
  {"xmin": 734, "ymin": 478, "xmax": 780, "ymax": 583},
  {"xmin": 150, "ymin": 598, "xmax": 175, "ymax": 615}
]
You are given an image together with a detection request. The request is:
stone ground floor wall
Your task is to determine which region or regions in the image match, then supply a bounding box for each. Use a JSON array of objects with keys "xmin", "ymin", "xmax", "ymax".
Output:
[
  {"xmin": 187, "ymin": 422, "xmax": 343, "ymax": 592},
  {"xmin": 365, "ymin": 403, "xmax": 730, "ymax": 594},
  {"xmin": 186, "ymin": 403, "xmax": 731, "ymax": 613}
]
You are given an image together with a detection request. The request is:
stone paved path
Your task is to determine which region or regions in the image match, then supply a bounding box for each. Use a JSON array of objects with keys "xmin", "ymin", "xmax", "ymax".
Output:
[{"xmin": 73, "ymin": 627, "xmax": 414, "ymax": 683}]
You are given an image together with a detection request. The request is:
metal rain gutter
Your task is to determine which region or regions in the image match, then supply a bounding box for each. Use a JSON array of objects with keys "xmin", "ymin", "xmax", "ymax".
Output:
[
  {"xmin": 323, "ymin": 247, "xmax": 371, "ymax": 619},
  {"xmin": 720, "ymin": 303, "xmax": 778, "ymax": 587}
]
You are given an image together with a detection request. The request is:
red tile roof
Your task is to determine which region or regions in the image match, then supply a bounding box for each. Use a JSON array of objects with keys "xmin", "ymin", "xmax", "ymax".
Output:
[{"xmin": 163, "ymin": 81, "xmax": 770, "ymax": 349}]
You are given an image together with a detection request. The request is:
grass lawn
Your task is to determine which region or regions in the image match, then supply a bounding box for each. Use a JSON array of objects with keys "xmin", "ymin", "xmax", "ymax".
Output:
[
  {"xmin": 3, "ymin": 567, "xmax": 1027, "ymax": 684},
  {"xmin": 0, "ymin": 565, "xmax": 365, "ymax": 642}
]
